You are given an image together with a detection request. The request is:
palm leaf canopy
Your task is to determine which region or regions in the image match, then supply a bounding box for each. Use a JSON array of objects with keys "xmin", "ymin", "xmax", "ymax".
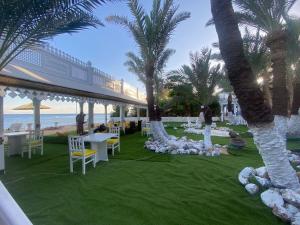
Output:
[
  {"xmin": 207, "ymin": 0, "xmax": 297, "ymax": 33},
  {"xmin": 0, "ymin": 0, "xmax": 108, "ymax": 70},
  {"xmin": 107, "ymin": 0, "xmax": 190, "ymax": 77},
  {"xmin": 233, "ymin": 0, "xmax": 297, "ymax": 32},
  {"xmin": 168, "ymin": 49, "xmax": 224, "ymax": 105}
]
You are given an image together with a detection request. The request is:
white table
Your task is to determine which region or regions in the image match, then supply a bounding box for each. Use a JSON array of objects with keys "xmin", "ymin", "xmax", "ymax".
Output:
[
  {"xmin": 4, "ymin": 132, "xmax": 29, "ymax": 156},
  {"xmin": 83, "ymin": 133, "xmax": 117, "ymax": 162}
]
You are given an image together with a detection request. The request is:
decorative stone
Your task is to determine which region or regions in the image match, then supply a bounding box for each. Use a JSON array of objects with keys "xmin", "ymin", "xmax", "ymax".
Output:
[
  {"xmin": 170, "ymin": 150, "xmax": 177, "ymax": 155},
  {"xmin": 286, "ymin": 204, "xmax": 300, "ymax": 216},
  {"xmin": 261, "ymin": 189, "xmax": 284, "ymax": 209},
  {"xmin": 255, "ymin": 166, "xmax": 268, "ymax": 178},
  {"xmin": 255, "ymin": 176, "xmax": 271, "ymax": 188},
  {"xmin": 282, "ymin": 189, "xmax": 300, "ymax": 208},
  {"xmin": 238, "ymin": 167, "xmax": 255, "ymax": 185},
  {"xmin": 292, "ymin": 212, "xmax": 300, "ymax": 225},
  {"xmin": 272, "ymin": 205, "xmax": 293, "ymax": 222},
  {"xmin": 245, "ymin": 183, "xmax": 259, "ymax": 195}
]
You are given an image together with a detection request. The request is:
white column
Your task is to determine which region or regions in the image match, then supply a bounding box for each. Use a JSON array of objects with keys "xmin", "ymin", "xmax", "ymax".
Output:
[
  {"xmin": 88, "ymin": 102, "xmax": 94, "ymax": 133},
  {"xmin": 137, "ymin": 107, "xmax": 140, "ymax": 120},
  {"xmin": 79, "ymin": 102, "xmax": 84, "ymax": 114},
  {"xmin": 33, "ymin": 98, "xmax": 41, "ymax": 132},
  {"xmin": 120, "ymin": 105, "xmax": 125, "ymax": 122},
  {"xmin": 104, "ymin": 104, "xmax": 108, "ymax": 125},
  {"xmin": 0, "ymin": 88, "xmax": 5, "ymax": 172}
]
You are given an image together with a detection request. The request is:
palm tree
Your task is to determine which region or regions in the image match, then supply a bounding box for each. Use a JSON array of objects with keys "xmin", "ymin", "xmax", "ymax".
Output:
[
  {"xmin": 107, "ymin": 0, "xmax": 190, "ymax": 141},
  {"xmin": 169, "ymin": 49, "xmax": 223, "ymax": 105},
  {"xmin": 242, "ymin": 28, "xmax": 272, "ymax": 108},
  {"xmin": 287, "ymin": 18, "xmax": 300, "ymax": 136},
  {"xmin": 0, "ymin": 0, "xmax": 109, "ymax": 71},
  {"xmin": 210, "ymin": 0, "xmax": 300, "ymax": 190},
  {"xmin": 232, "ymin": 0, "xmax": 298, "ymax": 152},
  {"xmin": 124, "ymin": 49, "xmax": 175, "ymax": 116},
  {"xmin": 169, "ymin": 49, "xmax": 223, "ymax": 149}
]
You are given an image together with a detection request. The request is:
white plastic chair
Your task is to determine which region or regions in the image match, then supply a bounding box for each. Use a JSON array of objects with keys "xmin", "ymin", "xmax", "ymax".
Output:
[
  {"xmin": 3, "ymin": 136, "xmax": 9, "ymax": 156},
  {"xmin": 68, "ymin": 136, "xmax": 96, "ymax": 175},
  {"xmin": 8, "ymin": 123, "xmax": 23, "ymax": 132},
  {"xmin": 22, "ymin": 130, "xmax": 44, "ymax": 159},
  {"xmin": 141, "ymin": 122, "xmax": 151, "ymax": 137},
  {"xmin": 107, "ymin": 127, "xmax": 120, "ymax": 156}
]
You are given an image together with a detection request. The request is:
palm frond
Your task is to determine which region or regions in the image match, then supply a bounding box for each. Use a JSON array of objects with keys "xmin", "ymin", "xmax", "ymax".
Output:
[{"xmin": 0, "ymin": 0, "xmax": 107, "ymax": 70}]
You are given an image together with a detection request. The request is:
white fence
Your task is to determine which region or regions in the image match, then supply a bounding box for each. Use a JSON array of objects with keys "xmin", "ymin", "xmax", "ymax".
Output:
[
  {"xmin": 110, "ymin": 117, "xmax": 221, "ymax": 122},
  {"xmin": 4, "ymin": 45, "xmax": 147, "ymax": 104}
]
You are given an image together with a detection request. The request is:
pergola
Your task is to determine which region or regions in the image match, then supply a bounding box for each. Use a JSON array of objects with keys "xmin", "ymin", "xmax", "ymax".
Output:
[{"xmin": 0, "ymin": 45, "xmax": 148, "ymax": 172}]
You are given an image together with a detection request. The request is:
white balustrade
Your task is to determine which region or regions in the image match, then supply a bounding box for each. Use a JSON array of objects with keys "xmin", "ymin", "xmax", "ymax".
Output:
[{"xmin": 5, "ymin": 44, "xmax": 146, "ymax": 103}]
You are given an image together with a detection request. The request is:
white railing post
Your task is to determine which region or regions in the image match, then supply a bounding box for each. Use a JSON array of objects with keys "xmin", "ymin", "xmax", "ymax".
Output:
[
  {"xmin": 120, "ymin": 79, "xmax": 124, "ymax": 95},
  {"xmin": 86, "ymin": 61, "xmax": 93, "ymax": 85}
]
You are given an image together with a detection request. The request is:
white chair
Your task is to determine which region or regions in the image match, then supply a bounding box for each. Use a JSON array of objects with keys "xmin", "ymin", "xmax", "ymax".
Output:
[
  {"xmin": 22, "ymin": 130, "xmax": 44, "ymax": 159},
  {"xmin": 3, "ymin": 136, "xmax": 9, "ymax": 156},
  {"xmin": 68, "ymin": 136, "xmax": 96, "ymax": 175},
  {"xmin": 107, "ymin": 127, "xmax": 120, "ymax": 156},
  {"xmin": 8, "ymin": 123, "xmax": 23, "ymax": 132},
  {"xmin": 141, "ymin": 122, "xmax": 151, "ymax": 137}
]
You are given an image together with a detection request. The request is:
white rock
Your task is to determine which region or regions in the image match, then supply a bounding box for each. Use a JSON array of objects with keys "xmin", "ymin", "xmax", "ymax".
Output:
[
  {"xmin": 261, "ymin": 189, "xmax": 284, "ymax": 208},
  {"xmin": 238, "ymin": 167, "xmax": 255, "ymax": 185},
  {"xmin": 170, "ymin": 150, "xmax": 177, "ymax": 155},
  {"xmin": 282, "ymin": 189, "xmax": 300, "ymax": 208},
  {"xmin": 286, "ymin": 204, "xmax": 300, "ymax": 216},
  {"xmin": 245, "ymin": 183, "xmax": 259, "ymax": 195},
  {"xmin": 272, "ymin": 205, "xmax": 293, "ymax": 222},
  {"xmin": 292, "ymin": 212, "xmax": 300, "ymax": 225},
  {"xmin": 255, "ymin": 166, "xmax": 268, "ymax": 178},
  {"xmin": 255, "ymin": 176, "xmax": 271, "ymax": 188}
]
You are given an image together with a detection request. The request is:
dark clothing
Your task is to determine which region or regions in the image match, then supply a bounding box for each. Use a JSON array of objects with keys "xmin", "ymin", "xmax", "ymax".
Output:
[
  {"xmin": 204, "ymin": 106, "xmax": 213, "ymax": 125},
  {"xmin": 94, "ymin": 124, "xmax": 107, "ymax": 133},
  {"xmin": 76, "ymin": 113, "xmax": 85, "ymax": 135}
]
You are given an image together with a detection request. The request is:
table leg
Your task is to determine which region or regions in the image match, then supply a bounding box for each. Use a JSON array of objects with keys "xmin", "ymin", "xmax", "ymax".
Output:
[
  {"xmin": 91, "ymin": 141, "xmax": 108, "ymax": 162},
  {"xmin": 8, "ymin": 135, "xmax": 26, "ymax": 156}
]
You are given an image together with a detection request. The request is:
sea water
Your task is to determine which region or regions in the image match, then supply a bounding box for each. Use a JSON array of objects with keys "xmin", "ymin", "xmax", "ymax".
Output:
[{"xmin": 4, "ymin": 114, "xmax": 110, "ymax": 129}]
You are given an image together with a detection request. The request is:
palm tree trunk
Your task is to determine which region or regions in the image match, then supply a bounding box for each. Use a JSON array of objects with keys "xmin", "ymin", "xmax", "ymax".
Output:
[
  {"xmin": 262, "ymin": 70, "xmax": 272, "ymax": 108},
  {"xmin": 288, "ymin": 65, "xmax": 300, "ymax": 136},
  {"xmin": 211, "ymin": 0, "xmax": 300, "ymax": 190},
  {"xmin": 145, "ymin": 65, "xmax": 169, "ymax": 141},
  {"xmin": 266, "ymin": 30, "xmax": 290, "ymax": 152}
]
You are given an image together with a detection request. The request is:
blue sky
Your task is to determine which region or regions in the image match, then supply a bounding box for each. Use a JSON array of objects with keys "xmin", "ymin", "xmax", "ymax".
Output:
[{"xmin": 4, "ymin": 0, "xmax": 300, "ymax": 114}]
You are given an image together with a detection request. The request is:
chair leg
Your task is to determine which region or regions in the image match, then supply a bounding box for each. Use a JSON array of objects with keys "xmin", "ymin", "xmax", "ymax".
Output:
[
  {"xmin": 28, "ymin": 146, "xmax": 31, "ymax": 159},
  {"xmin": 41, "ymin": 143, "xmax": 44, "ymax": 156},
  {"xmin": 118, "ymin": 143, "xmax": 120, "ymax": 152},
  {"xmin": 82, "ymin": 158, "xmax": 86, "ymax": 175},
  {"xmin": 112, "ymin": 146, "xmax": 114, "ymax": 156},
  {"xmin": 70, "ymin": 158, "xmax": 73, "ymax": 173},
  {"xmin": 93, "ymin": 155, "xmax": 96, "ymax": 168}
]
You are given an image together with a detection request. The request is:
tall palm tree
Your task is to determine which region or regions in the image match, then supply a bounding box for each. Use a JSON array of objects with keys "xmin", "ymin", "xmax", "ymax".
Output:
[
  {"xmin": 232, "ymin": 0, "xmax": 298, "ymax": 151},
  {"xmin": 107, "ymin": 0, "xmax": 190, "ymax": 141},
  {"xmin": 243, "ymin": 28, "xmax": 272, "ymax": 107},
  {"xmin": 124, "ymin": 49, "xmax": 175, "ymax": 116},
  {"xmin": 0, "ymin": 0, "xmax": 108, "ymax": 71},
  {"xmin": 169, "ymin": 49, "xmax": 223, "ymax": 105},
  {"xmin": 210, "ymin": 0, "xmax": 300, "ymax": 190},
  {"xmin": 287, "ymin": 18, "xmax": 300, "ymax": 136}
]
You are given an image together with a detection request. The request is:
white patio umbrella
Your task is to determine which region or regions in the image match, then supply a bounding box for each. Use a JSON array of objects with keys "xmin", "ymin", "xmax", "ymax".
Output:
[{"xmin": 12, "ymin": 102, "xmax": 50, "ymax": 110}]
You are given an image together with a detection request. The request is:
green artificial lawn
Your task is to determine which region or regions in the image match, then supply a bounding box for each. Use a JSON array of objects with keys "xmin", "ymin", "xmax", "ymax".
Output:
[{"xmin": 1, "ymin": 123, "xmax": 298, "ymax": 225}]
